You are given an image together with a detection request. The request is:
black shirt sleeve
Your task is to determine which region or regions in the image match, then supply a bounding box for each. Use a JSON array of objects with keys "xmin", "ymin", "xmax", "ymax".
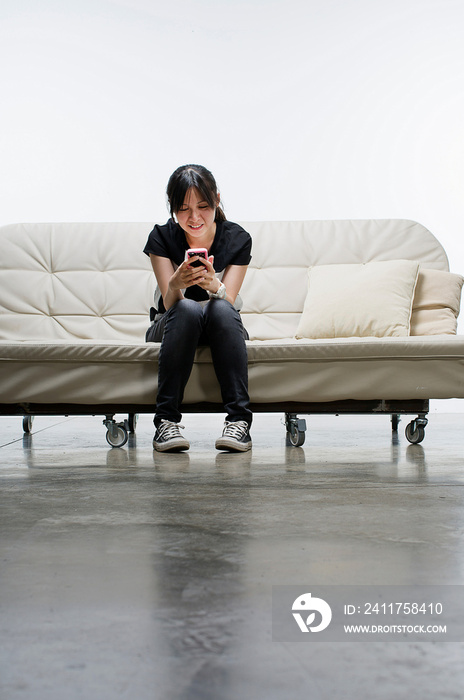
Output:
[
  {"xmin": 209, "ymin": 221, "xmax": 252, "ymax": 271},
  {"xmin": 143, "ymin": 219, "xmax": 185, "ymax": 265},
  {"xmin": 229, "ymin": 230, "xmax": 252, "ymax": 265}
]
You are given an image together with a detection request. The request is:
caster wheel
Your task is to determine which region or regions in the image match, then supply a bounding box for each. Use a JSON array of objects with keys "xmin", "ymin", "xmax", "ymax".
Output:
[
  {"xmin": 287, "ymin": 425, "xmax": 306, "ymax": 447},
  {"xmin": 285, "ymin": 414, "xmax": 307, "ymax": 447},
  {"xmin": 22, "ymin": 416, "xmax": 34, "ymax": 434},
  {"xmin": 106, "ymin": 425, "xmax": 128, "ymax": 448},
  {"xmin": 405, "ymin": 422, "xmax": 425, "ymax": 444}
]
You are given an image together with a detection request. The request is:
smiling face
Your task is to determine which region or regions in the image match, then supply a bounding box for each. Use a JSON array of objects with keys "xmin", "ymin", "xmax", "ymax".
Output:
[{"xmin": 175, "ymin": 187, "xmax": 218, "ymax": 241}]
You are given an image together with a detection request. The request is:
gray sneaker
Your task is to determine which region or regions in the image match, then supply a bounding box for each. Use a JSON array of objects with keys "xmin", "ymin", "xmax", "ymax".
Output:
[
  {"xmin": 215, "ymin": 420, "xmax": 252, "ymax": 452},
  {"xmin": 153, "ymin": 420, "xmax": 190, "ymax": 452}
]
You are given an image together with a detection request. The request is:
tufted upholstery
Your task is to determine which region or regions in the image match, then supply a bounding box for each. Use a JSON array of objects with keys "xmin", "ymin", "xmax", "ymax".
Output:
[{"xmin": 0, "ymin": 219, "xmax": 449, "ymax": 343}]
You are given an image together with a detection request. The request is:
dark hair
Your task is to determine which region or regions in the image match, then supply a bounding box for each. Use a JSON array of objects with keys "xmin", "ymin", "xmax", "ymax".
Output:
[{"xmin": 166, "ymin": 164, "xmax": 226, "ymax": 222}]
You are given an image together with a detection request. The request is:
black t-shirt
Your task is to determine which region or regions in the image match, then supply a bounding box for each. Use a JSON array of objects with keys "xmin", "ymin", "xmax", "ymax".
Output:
[{"xmin": 143, "ymin": 218, "xmax": 252, "ymax": 313}]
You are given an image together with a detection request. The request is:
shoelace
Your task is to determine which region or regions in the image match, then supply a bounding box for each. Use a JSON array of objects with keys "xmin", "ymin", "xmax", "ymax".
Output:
[
  {"xmin": 222, "ymin": 420, "xmax": 249, "ymax": 439},
  {"xmin": 158, "ymin": 420, "xmax": 185, "ymax": 440}
]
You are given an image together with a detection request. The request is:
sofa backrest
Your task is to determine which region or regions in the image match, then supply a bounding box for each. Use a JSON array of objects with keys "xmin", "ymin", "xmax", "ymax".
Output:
[
  {"xmin": 0, "ymin": 220, "xmax": 449, "ymax": 342},
  {"xmin": 0, "ymin": 223, "xmax": 153, "ymax": 342},
  {"xmin": 240, "ymin": 219, "xmax": 449, "ymax": 339}
]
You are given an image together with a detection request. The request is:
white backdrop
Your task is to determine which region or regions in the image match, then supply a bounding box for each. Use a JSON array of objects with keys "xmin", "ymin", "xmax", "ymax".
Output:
[{"xmin": 1, "ymin": 0, "xmax": 464, "ymax": 409}]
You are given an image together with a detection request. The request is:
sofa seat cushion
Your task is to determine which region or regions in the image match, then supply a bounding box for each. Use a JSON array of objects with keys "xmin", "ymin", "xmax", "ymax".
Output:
[
  {"xmin": 3, "ymin": 335, "xmax": 464, "ymax": 363},
  {"xmin": 0, "ymin": 339, "xmax": 157, "ymax": 363},
  {"xmin": 2, "ymin": 336, "xmax": 464, "ymax": 406}
]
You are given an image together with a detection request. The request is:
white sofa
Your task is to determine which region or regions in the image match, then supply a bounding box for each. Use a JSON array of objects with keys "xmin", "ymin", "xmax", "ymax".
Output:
[{"xmin": 1, "ymin": 219, "xmax": 464, "ymax": 447}]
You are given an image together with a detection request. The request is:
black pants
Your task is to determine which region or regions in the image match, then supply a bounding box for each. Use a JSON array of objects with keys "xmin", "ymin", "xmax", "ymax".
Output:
[{"xmin": 146, "ymin": 298, "xmax": 252, "ymax": 427}]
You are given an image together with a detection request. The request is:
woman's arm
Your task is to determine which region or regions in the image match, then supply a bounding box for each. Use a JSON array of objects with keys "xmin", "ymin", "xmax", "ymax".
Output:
[
  {"xmin": 149, "ymin": 255, "xmax": 183, "ymax": 310},
  {"xmin": 150, "ymin": 254, "xmax": 211, "ymax": 310},
  {"xmin": 150, "ymin": 254, "xmax": 249, "ymax": 309},
  {"xmin": 220, "ymin": 264, "xmax": 249, "ymax": 305},
  {"xmin": 195, "ymin": 260, "xmax": 248, "ymax": 305}
]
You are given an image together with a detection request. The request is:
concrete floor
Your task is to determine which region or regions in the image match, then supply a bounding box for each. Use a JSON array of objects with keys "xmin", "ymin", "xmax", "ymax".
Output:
[{"xmin": 1, "ymin": 411, "xmax": 464, "ymax": 700}]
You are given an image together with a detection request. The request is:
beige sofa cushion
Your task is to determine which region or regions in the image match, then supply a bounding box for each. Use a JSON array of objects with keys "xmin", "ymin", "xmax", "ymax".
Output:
[
  {"xmin": 410, "ymin": 268, "xmax": 464, "ymax": 335},
  {"xmin": 3, "ymin": 336, "xmax": 464, "ymax": 405},
  {"xmin": 295, "ymin": 260, "xmax": 419, "ymax": 339}
]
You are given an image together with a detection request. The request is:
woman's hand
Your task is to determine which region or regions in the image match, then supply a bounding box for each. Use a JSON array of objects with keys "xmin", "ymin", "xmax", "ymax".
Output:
[
  {"xmin": 194, "ymin": 256, "xmax": 222, "ymax": 295},
  {"xmin": 168, "ymin": 256, "xmax": 212, "ymax": 292},
  {"xmin": 170, "ymin": 255, "xmax": 220, "ymax": 295}
]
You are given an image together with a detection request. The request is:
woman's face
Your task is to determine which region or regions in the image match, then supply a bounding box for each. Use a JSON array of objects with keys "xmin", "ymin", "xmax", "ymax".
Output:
[{"xmin": 175, "ymin": 187, "xmax": 218, "ymax": 240}]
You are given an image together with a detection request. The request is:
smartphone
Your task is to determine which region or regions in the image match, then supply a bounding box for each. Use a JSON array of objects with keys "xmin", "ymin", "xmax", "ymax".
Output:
[{"xmin": 186, "ymin": 248, "xmax": 208, "ymax": 267}]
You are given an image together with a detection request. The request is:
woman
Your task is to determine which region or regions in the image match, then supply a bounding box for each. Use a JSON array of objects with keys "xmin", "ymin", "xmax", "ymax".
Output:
[{"xmin": 144, "ymin": 164, "xmax": 252, "ymax": 453}]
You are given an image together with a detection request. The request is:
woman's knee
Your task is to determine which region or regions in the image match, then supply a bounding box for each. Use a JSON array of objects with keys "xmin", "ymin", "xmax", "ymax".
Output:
[
  {"xmin": 162, "ymin": 299, "xmax": 204, "ymax": 342},
  {"xmin": 204, "ymin": 298, "xmax": 245, "ymax": 334},
  {"xmin": 205, "ymin": 298, "xmax": 235, "ymax": 320},
  {"xmin": 167, "ymin": 298, "xmax": 203, "ymax": 323}
]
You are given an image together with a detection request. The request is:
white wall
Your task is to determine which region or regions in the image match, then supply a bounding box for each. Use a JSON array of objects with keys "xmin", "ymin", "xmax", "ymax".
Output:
[{"xmin": 1, "ymin": 0, "xmax": 464, "ymax": 410}]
